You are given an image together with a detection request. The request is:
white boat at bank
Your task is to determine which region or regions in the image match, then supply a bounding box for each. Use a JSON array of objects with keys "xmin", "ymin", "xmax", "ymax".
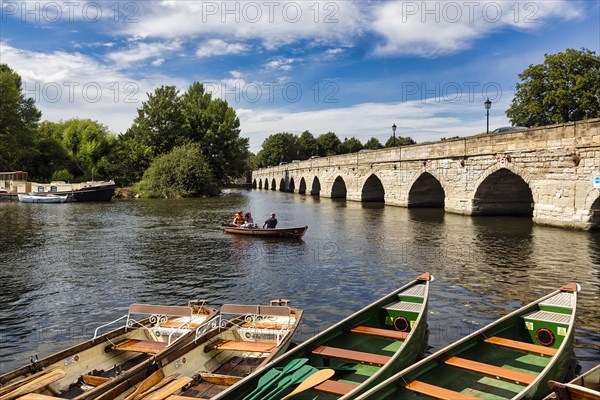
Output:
[{"xmin": 18, "ymin": 193, "xmax": 70, "ymax": 203}]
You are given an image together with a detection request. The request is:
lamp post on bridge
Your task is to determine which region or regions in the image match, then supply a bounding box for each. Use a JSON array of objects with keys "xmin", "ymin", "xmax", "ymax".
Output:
[
  {"xmin": 392, "ymin": 123, "xmax": 397, "ymax": 147},
  {"xmin": 484, "ymin": 98, "xmax": 492, "ymax": 134}
]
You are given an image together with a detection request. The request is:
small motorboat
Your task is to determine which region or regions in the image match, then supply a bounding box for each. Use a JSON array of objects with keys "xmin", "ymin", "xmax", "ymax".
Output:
[
  {"xmin": 354, "ymin": 282, "xmax": 580, "ymax": 400},
  {"xmin": 18, "ymin": 193, "xmax": 70, "ymax": 203},
  {"xmin": 225, "ymin": 225, "xmax": 308, "ymax": 239},
  {"xmin": 0, "ymin": 300, "xmax": 217, "ymax": 400}
]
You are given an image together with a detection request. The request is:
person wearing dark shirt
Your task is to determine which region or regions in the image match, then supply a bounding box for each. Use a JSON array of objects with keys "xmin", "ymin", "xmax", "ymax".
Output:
[{"xmin": 263, "ymin": 212, "xmax": 278, "ymax": 229}]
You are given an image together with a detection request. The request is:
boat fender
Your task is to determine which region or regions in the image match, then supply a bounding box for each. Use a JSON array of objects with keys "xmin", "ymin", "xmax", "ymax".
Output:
[
  {"xmin": 536, "ymin": 328, "xmax": 555, "ymax": 346},
  {"xmin": 394, "ymin": 316, "xmax": 410, "ymax": 332}
]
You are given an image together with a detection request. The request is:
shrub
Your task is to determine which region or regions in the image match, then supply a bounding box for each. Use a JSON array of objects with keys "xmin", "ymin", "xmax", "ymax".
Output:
[
  {"xmin": 140, "ymin": 143, "xmax": 219, "ymax": 198},
  {"xmin": 51, "ymin": 168, "xmax": 74, "ymax": 182}
]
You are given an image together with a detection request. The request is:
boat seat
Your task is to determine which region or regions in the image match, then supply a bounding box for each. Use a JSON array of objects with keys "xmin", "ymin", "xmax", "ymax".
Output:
[
  {"xmin": 205, "ymin": 340, "xmax": 275, "ymax": 353},
  {"xmin": 445, "ymin": 356, "xmax": 536, "ymax": 385},
  {"xmin": 141, "ymin": 377, "xmax": 192, "ymax": 399},
  {"xmin": 241, "ymin": 322, "xmax": 289, "ymax": 330},
  {"xmin": 314, "ymin": 380, "xmax": 357, "ymax": 395},
  {"xmin": 113, "ymin": 339, "xmax": 167, "ymax": 354},
  {"xmin": 349, "ymin": 326, "xmax": 409, "ymax": 340},
  {"xmin": 81, "ymin": 374, "xmax": 111, "ymax": 386},
  {"xmin": 403, "ymin": 380, "xmax": 480, "ymax": 400},
  {"xmin": 1, "ymin": 369, "xmax": 66, "ymax": 400},
  {"xmin": 484, "ymin": 336, "xmax": 557, "ymax": 357},
  {"xmin": 312, "ymin": 346, "xmax": 391, "ymax": 366},
  {"xmin": 159, "ymin": 321, "xmax": 203, "ymax": 329}
]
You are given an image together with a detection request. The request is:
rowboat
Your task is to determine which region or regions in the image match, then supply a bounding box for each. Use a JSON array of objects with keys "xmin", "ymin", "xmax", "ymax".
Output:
[
  {"xmin": 102, "ymin": 300, "xmax": 303, "ymax": 400},
  {"xmin": 18, "ymin": 193, "xmax": 69, "ymax": 203},
  {"xmin": 354, "ymin": 282, "xmax": 580, "ymax": 400},
  {"xmin": 548, "ymin": 364, "xmax": 600, "ymax": 400},
  {"xmin": 225, "ymin": 225, "xmax": 308, "ymax": 239},
  {"xmin": 0, "ymin": 301, "xmax": 217, "ymax": 400},
  {"xmin": 213, "ymin": 272, "xmax": 433, "ymax": 400}
]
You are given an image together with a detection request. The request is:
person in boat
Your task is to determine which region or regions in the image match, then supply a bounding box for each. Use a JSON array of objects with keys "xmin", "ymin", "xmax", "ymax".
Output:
[
  {"xmin": 233, "ymin": 211, "xmax": 245, "ymax": 226},
  {"xmin": 263, "ymin": 212, "xmax": 278, "ymax": 229},
  {"xmin": 241, "ymin": 212, "xmax": 257, "ymax": 228}
]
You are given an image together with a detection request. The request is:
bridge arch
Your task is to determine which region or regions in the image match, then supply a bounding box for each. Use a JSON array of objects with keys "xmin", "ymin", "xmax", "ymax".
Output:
[
  {"xmin": 279, "ymin": 178, "xmax": 285, "ymax": 192},
  {"xmin": 472, "ymin": 168, "xmax": 533, "ymax": 216},
  {"xmin": 299, "ymin": 177, "xmax": 307, "ymax": 195},
  {"xmin": 264, "ymin": 179, "xmax": 268, "ymax": 190},
  {"xmin": 289, "ymin": 177, "xmax": 296, "ymax": 193},
  {"xmin": 331, "ymin": 176, "xmax": 347, "ymax": 199},
  {"xmin": 271, "ymin": 178, "xmax": 276, "ymax": 191},
  {"xmin": 311, "ymin": 177, "xmax": 321, "ymax": 196},
  {"xmin": 258, "ymin": 179, "xmax": 263, "ymax": 189},
  {"xmin": 361, "ymin": 174, "xmax": 385, "ymax": 202},
  {"xmin": 408, "ymin": 172, "xmax": 445, "ymax": 208},
  {"xmin": 590, "ymin": 196, "xmax": 600, "ymax": 230},
  {"xmin": 252, "ymin": 179, "xmax": 257, "ymax": 189}
]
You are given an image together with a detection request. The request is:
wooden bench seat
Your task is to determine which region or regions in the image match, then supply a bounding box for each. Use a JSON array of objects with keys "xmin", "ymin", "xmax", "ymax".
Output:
[
  {"xmin": 1, "ymin": 369, "xmax": 66, "ymax": 400},
  {"xmin": 314, "ymin": 380, "xmax": 357, "ymax": 395},
  {"xmin": 484, "ymin": 336, "xmax": 557, "ymax": 357},
  {"xmin": 206, "ymin": 340, "xmax": 275, "ymax": 353},
  {"xmin": 159, "ymin": 321, "xmax": 203, "ymax": 329},
  {"xmin": 81, "ymin": 375, "xmax": 111, "ymax": 387},
  {"xmin": 403, "ymin": 380, "xmax": 480, "ymax": 400},
  {"xmin": 140, "ymin": 377, "xmax": 192, "ymax": 399},
  {"xmin": 241, "ymin": 322, "xmax": 289, "ymax": 330},
  {"xmin": 312, "ymin": 346, "xmax": 391, "ymax": 366},
  {"xmin": 349, "ymin": 326, "xmax": 409, "ymax": 340},
  {"xmin": 445, "ymin": 356, "xmax": 536, "ymax": 385},
  {"xmin": 113, "ymin": 339, "xmax": 167, "ymax": 354}
]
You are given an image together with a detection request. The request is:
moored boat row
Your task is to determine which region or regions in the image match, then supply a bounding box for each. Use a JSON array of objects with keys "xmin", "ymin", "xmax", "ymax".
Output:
[{"xmin": 0, "ymin": 279, "xmax": 584, "ymax": 400}]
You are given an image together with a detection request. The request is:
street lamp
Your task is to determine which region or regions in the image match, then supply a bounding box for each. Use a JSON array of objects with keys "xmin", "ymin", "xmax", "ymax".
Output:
[
  {"xmin": 392, "ymin": 123, "xmax": 397, "ymax": 146},
  {"xmin": 484, "ymin": 98, "xmax": 492, "ymax": 134}
]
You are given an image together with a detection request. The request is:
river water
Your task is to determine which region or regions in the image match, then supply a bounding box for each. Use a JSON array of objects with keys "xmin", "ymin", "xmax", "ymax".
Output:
[{"xmin": 1, "ymin": 189, "xmax": 599, "ymax": 375}]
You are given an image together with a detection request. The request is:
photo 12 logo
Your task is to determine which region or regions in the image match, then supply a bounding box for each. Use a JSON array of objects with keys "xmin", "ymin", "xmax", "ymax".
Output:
[
  {"xmin": 22, "ymin": 81, "xmax": 140, "ymax": 104},
  {"xmin": 204, "ymin": 81, "xmax": 339, "ymax": 104},
  {"xmin": 1, "ymin": 1, "xmax": 139, "ymax": 23}
]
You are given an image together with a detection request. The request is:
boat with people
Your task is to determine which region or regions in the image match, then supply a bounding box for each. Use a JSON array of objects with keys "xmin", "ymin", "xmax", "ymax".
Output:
[
  {"xmin": 353, "ymin": 282, "xmax": 580, "ymax": 400},
  {"xmin": 17, "ymin": 193, "xmax": 70, "ymax": 203},
  {"xmin": 548, "ymin": 363, "xmax": 600, "ymax": 400},
  {"xmin": 0, "ymin": 171, "xmax": 115, "ymax": 202},
  {"xmin": 93, "ymin": 299, "xmax": 303, "ymax": 400},
  {"xmin": 0, "ymin": 300, "xmax": 217, "ymax": 400},
  {"xmin": 214, "ymin": 272, "xmax": 432, "ymax": 400},
  {"xmin": 225, "ymin": 225, "xmax": 308, "ymax": 239}
]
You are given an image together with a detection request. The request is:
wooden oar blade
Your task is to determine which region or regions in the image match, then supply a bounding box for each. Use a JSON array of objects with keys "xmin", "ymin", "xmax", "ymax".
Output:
[
  {"xmin": 124, "ymin": 368, "xmax": 165, "ymax": 400},
  {"xmin": 280, "ymin": 368, "xmax": 335, "ymax": 400}
]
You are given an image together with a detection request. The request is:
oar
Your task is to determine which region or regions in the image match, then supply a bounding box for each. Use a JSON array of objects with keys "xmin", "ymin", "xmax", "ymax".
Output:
[
  {"xmin": 124, "ymin": 368, "xmax": 165, "ymax": 400},
  {"xmin": 243, "ymin": 358, "xmax": 308, "ymax": 400},
  {"xmin": 280, "ymin": 368, "xmax": 335, "ymax": 400},
  {"xmin": 262, "ymin": 365, "xmax": 318, "ymax": 400}
]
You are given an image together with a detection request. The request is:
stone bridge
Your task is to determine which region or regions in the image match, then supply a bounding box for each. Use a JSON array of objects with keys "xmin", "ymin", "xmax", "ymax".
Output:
[{"xmin": 252, "ymin": 119, "xmax": 600, "ymax": 230}]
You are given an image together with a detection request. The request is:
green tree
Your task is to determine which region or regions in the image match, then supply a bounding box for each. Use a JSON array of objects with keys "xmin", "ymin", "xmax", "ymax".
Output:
[
  {"xmin": 385, "ymin": 135, "xmax": 416, "ymax": 147},
  {"xmin": 507, "ymin": 48, "xmax": 600, "ymax": 127},
  {"xmin": 0, "ymin": 64, "xmax": 41, "ymax": 171},
  {"xmin": 316, "ymin": 132, "xmax": 342, "ymax": 156},
  {"xmin": 297, "ymin": 130, "xmax": 318, "ymax": 159},
  {"xmin": 30, "ymin": 121, "xmax": 72, "ymax": 180},
  {"xmin": 140, "ymin": 143, "xmax": 219, "ymax": 198},
  {"xmin": 182, "ymin": 82, "xmax": 248, "ymax": 183},
  {"xmin": 339, "ymin": 137, "xmax": 363, "ymax": 154},
  {"xmin": 256, "ymin": 132, "xmax": 298, "ymax": 167},
  {"xmin": 363, "ymin": 137, "xmax": 384, "ymax": 150}
]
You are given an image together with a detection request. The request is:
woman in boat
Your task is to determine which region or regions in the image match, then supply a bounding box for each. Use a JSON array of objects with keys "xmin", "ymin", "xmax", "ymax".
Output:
[
  {"xmin": 263, "ymin": 212, "xmax": 278, "ymax": 229},
  {"xmin": 232, "ymin": 210, "xmax": 245, "ymax": 226},
  {"xmin": 242, "ymin": 212, "xmax": 257, "ymax": 228}
]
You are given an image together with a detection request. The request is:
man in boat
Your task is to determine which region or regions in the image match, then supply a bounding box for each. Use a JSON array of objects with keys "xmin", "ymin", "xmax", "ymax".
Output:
[{"xmin": 263, "ymin": 212, "xmax": 278, "ymax": 229}]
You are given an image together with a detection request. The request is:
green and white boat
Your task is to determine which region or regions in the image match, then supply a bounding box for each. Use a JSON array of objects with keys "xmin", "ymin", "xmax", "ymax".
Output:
[
  {"xmin": 213, "ymin": 272, "xmax": 433, "ymax": 400},
  {"xmin": 354, "ymin": 283, "xmax": 579, "ymax": 400}
]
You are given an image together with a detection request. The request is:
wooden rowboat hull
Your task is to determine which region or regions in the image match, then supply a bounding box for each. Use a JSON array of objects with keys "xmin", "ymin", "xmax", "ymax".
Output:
[
  {"xmin": 548, "ymin": 364, "xmax": 600, "ymax": 400},
  {"xmin": 213, "ymin": 272, "xmax": 433, "ymax": 400},
  {"xmin": 225, "ymin": 226, "xmax": 308, "ymax": 239},
  {"xmin": 0, "ymin": 303, "xmax": 217, "ymax": 400},
  {"xmin": 355, "ymin": 283, "xmax": 579, "ymax": 400}
]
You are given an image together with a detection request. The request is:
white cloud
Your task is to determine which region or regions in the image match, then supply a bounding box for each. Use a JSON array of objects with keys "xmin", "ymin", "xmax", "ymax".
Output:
[
  {"xmin": 237, "ymin": 97, "xmax": 512, "ymax": 152},
  {"xmin": 106, "ymin": 40, "xmax": 181, "ymax": 67},
  {"xmin": 324, "ymin": 48, "xmax": 345, "ymax": 59},
  {"xmin": 0, "ymin": 42, "xmax": 187, "ymax": 135},
  {"xmin": 370, "ymin": 0, "xmax": 584, "ymax": 57},
  {"xmin": 265, "ymin": 57, "xmax": 298, "ymax": 71},
  {"xmin": 196, "ymin": 39, "xmax": 248, "ymax": 58}
]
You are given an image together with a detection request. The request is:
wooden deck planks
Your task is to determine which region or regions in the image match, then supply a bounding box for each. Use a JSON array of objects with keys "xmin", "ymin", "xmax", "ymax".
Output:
[
  {"xmin": 484, "ymin": 336, "xmax": 557, "ymax": 357},
  {"xmin": 312, "ymin": 346, "xmax": 391, "ymax": 366},
  {"xmin": 349, "ymin": 326, "xmax": 409, "ymax": 340},
  {"xmin": 445, "ymin": 356, "xmax": 536, "ymax": 385},
  {"xmin": 404, "ymin": 380, "xmax": 480, "ymax": 400},
  {"xmin": 113, "ymin": 339, "xmax": 167, "ymax": 354},
  {"xmin": 314, "ymin": 380, "xmax": 358, "ymax": 396}
]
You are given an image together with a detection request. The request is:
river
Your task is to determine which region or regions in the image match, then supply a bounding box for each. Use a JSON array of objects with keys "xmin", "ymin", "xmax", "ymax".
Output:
[{"xmin": 1, "ymin": 189, "xmax": 599, "ymax": 375}]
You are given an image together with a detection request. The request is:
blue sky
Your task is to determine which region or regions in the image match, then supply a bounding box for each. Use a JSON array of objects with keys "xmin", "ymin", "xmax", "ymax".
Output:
[{"xmin": 1, "ymin": 1, "xmax": 599, "ymax": 152}]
